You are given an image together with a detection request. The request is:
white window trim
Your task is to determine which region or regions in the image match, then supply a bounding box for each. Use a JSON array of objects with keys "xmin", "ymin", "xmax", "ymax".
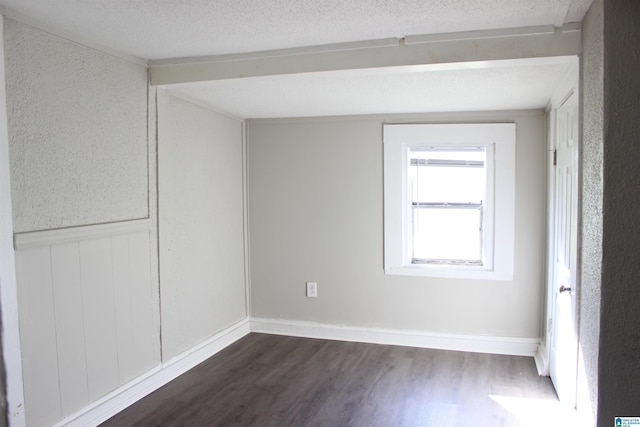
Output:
[{"xmin": 383, "ymin": 123, "xmax": 515, "ymax": 280}]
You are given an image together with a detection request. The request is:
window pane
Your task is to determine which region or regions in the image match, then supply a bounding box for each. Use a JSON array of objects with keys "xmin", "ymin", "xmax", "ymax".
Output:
[
  {"xmin": 409, "ymin": 147, "xmax": 486, "ymax": 204},
  {"xmin": 412, "ymin": 208, "xmax": 482, "ymax": 262},
  {"xmin": 408, "ymin": 146, "xmax": 486, "ymax": 264},
  {"xmin": 410, "ymin": 166, "xmax": 485, "ymax": 203}
]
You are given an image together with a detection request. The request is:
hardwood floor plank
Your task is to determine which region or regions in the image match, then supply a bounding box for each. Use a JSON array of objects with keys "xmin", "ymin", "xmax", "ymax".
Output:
[{"xmin": 100, "ymin": 333, "xmax": 560, "ymax": 427}]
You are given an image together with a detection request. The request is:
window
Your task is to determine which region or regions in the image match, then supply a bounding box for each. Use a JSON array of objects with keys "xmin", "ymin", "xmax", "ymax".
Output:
[
  {"xmin": 383, "ymin": 123, "xmax": 515, "ymax": 280},
  {"xmin": 409, "ymin": 146, "xmax": 488, "ymax": 265}
]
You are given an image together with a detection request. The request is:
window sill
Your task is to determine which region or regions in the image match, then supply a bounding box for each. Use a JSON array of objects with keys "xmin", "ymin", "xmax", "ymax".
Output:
[{"xmin": 384, "ymin": 264, "xmax": 513, "ymax": 281}]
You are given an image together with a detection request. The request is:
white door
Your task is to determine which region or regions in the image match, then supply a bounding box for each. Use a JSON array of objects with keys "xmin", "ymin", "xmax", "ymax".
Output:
[{"xmin": 549, "ymin": 90, "xmax": 579, "ymax": 407}]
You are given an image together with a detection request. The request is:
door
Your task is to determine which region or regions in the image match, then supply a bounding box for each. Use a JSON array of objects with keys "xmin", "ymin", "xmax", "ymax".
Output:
[{"xmin": 549, "ymin": 89, "xmax": 579, "ymax": 406}]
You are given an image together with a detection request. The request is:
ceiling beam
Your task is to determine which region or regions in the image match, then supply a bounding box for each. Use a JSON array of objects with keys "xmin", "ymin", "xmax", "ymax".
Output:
[{"xmin": 149, "ymin": 24, "xmax": 581, "ymax": 86}]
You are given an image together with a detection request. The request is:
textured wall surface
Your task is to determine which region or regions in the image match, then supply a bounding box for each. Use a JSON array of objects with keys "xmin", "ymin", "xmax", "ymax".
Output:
[
  {"xmin": 578, "ymin": 0, "xmax": 603, "ymax": 424},
  {"xmin": 157, "ymin": 93, "xmax": 246, "ymax": 360},
  {"xmin": 4, "ymin": 19, "xmax": 148, "ymax": 233},
  {"xmin": 248, "ymin": 111, "xmax": 546, "ymax": 339},
  {"xmin": 598, "ymin": 1, "xmax": 640, "ymax": 424},
  {"xmin": 0, "ymin": 17, "xmax": 20, "ymax": 427}
]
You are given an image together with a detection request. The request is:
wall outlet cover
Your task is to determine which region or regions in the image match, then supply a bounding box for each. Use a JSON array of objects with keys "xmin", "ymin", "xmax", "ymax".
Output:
[{"xmin": 306, "ymin": 282, "xmax": 317, "ymax": 297}]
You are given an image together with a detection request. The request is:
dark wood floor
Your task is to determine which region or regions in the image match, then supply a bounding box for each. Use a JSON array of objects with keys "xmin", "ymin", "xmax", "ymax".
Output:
[{"xmin": 100, "ymin": 333, "xmax": 563, "ymax": 427}]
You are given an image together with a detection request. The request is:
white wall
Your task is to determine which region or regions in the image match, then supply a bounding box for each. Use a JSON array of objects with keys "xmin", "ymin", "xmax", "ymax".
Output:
[
  {"xmin": 14, "ymin": 222, "xmax": 158, "ymax": 427},
  {"xmin": 157, "ymin": 92, "xmax": 247, "ymax": 360},
  {"xmin": 3, "ymin": 19, "xmax": 159, "ymax": 426},
  {"xmin": 3, "ymin": 17, "xmax": 250, "ymax": 425},
  {"xmin": 4, "ymin": 19, "xmax": 148, "ymax": 233},
  {"xmin": 0, "ymin": 17, "xmax": 24, "ymax": 427},
  {"xmin": 248, "ymin": 111, "xmax": 546, "ymax": 339}
]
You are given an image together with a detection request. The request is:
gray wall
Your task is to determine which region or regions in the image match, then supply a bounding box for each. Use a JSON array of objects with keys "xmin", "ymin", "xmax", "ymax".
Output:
[
  {"xmin": 157, "ymin": 92, "xmax": 247, "ymax": 360},
  {"xmin": 598, "ymin": 0, "xmax": 640, "ymax": 424},
  {"xmin": 4, "ymin": 19, "xmax": 148, "ymax": 233},
  {"xmin": 578, "ymin": 0, "xmax": 603, "ymax": 424},
  {"xmin": 248, "ymin": 111, "xmax": 546, "ymax": 339}
]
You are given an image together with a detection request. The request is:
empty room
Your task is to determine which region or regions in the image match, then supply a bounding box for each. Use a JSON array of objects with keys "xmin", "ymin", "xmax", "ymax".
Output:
[{"xmin": 0, "ymin": 1, "xmax": 638, "ymax": 426}]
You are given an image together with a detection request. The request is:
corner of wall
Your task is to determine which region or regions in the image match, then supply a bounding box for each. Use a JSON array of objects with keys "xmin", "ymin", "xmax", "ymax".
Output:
[
  {"xmin": 577, "ymin": 0, "xmax": 603, "ymax": 424},
  {"xmin": 0, "ymin": 15, "xmax": 26, "ymax": 427}
]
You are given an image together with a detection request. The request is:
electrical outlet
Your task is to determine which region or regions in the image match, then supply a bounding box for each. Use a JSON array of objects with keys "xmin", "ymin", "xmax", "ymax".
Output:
[{"xmin": 306, "ymin": 281, "xmax": 317, "ymax": 298}]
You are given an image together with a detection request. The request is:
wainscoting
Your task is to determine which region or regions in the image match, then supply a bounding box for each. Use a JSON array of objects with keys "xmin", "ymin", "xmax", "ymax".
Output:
[
  {"xmin": 12, "ymin": 215, "xmax": 543, "ymax": 426},
  {"xmin": 14, "ymin": 219, "xmax": 159, "ymax": 427}
]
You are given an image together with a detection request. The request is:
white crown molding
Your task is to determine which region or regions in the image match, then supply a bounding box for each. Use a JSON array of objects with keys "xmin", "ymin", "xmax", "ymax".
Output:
[{"xmin": 14, "ymin": 219, "xmax": 152, "ymax": 250}]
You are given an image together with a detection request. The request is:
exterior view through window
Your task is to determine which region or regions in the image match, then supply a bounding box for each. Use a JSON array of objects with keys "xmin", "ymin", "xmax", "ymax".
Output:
[{"xmin": 409, "ymin": 147, "xmax": 486, "ymax": 265}]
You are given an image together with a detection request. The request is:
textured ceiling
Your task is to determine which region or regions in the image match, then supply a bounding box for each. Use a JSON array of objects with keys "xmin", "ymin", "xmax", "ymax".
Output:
[
  {"xmin": 0, "ymin": 0, "xmax": 593, "ymax": 60},
  {"xmin": 0, "ymin": 0, "xmax": 591, "ymax": 117}
]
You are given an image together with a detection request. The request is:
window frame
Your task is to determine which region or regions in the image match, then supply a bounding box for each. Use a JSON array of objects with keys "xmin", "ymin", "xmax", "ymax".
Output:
[{"xmin": 383, "ymin": 123, "xmax": 515, "ymax": 280}]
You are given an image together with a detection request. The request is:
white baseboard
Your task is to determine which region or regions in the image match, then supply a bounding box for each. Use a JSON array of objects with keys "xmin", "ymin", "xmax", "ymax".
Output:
[
  {"xmin": 251, "ymin": 318, "xmax": 540, "ymax": 357},
  {"xmin": 534, "ymin": 342, "xmax": 550, "ymax": 376},
  {"xmin": 55, "ymin": 318, "xmax": 251, "ymax": 427},
  {"xmin": 54, "ymin": 317, "xmax": 540, "ymax": 426}
]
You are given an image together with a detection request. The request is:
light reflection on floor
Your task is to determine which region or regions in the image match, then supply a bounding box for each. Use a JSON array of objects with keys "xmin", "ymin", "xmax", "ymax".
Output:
[{"xmin": 490, "ymin": 394, "xmax": 578, "ymax": 426}]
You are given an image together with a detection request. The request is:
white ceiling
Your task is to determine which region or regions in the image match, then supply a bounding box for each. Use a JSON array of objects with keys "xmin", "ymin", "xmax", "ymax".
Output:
[
  {"xmin": 172, "ymin": 60, "xmax": 576, "ymax": 119},
  {"xmin": 0, "ymin": 0, "xmax": 593, "ymax": 118},
  {"xmin": 0, "ymin": 0, "xmax": 593, "ymax": 60}
]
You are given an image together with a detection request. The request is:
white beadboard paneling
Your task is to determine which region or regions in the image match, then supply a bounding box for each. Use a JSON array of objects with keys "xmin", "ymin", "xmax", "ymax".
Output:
[
  {"xmin": 15, "ymin": 246, "xmax": 62, "ymax": 426},
  {"xmin": 54, "ymin": 319, "xmax": 250, "ymax": 427},
  {"xmin": 15, "ymin": 221, "xmax": 159, "ymax": 426},
  {"xmin": 112, "ymin": 234, "xmax": 137, "ymax": 384},
  {"xmin": 50, "ymin": 243, "xmax": 89, "ymax": 416},
  {"xmin": 128, "ymin": 231, "xmax": 157, "ymax": 374},
  {"xmin": 79, "ymin": 237, "xmax": 120, "ymax": 402}
]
